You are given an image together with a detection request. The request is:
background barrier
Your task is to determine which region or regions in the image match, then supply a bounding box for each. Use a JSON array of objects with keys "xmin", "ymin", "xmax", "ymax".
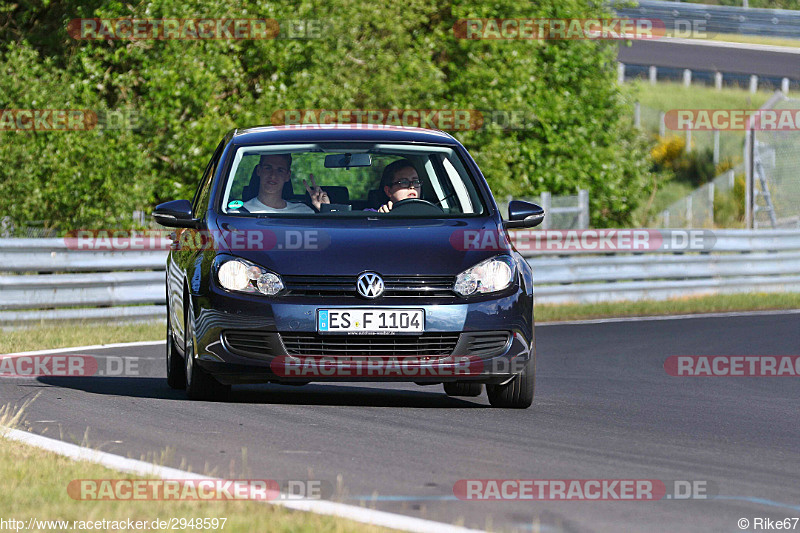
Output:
[{"xmin": 1, "ymin": 229, "xmax": 799, "ymax": 326}]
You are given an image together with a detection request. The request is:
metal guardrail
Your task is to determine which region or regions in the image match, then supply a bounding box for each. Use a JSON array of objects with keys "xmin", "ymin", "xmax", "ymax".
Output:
[
  {"xmin": 0, "ymin": 238, "xmax": 169, "ymax": 327},
  {"xmin": 521, "ymin": 229, "xmax": 800, "ymax": 304},
  {"xmin": 616, "ymin": 0, "xmax": 800, "ymax": 38},
  {"xmin": 1, "ymin": 230, "xmax": 799, "ymax": 326}
]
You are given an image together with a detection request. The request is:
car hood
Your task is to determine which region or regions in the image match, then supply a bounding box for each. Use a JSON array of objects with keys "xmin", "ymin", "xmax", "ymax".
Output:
[{"xmin": 212, "ymin": 216, "xmax": 511, "ymax": 276}]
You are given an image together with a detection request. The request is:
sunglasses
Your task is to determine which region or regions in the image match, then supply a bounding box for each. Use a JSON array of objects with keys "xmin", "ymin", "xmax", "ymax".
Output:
[{"xmin": 391, "ymin": 179, "xmax": 422, "ymax": 189}]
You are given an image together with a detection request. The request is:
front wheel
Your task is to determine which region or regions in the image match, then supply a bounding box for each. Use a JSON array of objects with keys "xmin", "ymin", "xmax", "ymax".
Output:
[
  {"xmin": 486, "ymin": 357, "xmax": 534, "ymax": 409},
  {"xmin": 184, "ymin": 306, "xmax": 230, "ymax": 401}
]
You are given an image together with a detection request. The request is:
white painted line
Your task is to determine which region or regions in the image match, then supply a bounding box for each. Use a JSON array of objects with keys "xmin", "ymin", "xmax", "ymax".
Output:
[
  {"xmin": 657, "ymin": 36, "xmax": 800, "ymax": 55},
  {"xmin": 537, "ymin": 308, "xmax": 800, "ymax": 326},
  {"xmin": 1, "ymin": 428, "xmax": 483, "ymax": 533},
  {"xmin": 3, "ymin": 340, "xmax": 164, "ymax": 357}
]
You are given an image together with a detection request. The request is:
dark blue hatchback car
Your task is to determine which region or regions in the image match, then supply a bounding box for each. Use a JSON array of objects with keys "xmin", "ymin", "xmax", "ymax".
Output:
[{"xmin": 154, "ymin": 125, "xmax": 544, "ymax": 408}]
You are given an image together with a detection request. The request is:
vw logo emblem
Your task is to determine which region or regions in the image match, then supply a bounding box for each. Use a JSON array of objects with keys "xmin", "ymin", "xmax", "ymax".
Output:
[{"xmin": 356, "ymin": 272, "xmax": 384, "ymax": 298}]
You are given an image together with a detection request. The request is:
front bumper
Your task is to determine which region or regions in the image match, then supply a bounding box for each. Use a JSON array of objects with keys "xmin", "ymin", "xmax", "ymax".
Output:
[{"xmin": 191, "ymin": 287, "xmax": 534, "ymax": 385}]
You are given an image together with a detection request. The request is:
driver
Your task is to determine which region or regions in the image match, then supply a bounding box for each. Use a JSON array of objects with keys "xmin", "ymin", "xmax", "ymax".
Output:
[{"xmin": 376, "ymin": 159, "xmax": 422, "ymax": 213}]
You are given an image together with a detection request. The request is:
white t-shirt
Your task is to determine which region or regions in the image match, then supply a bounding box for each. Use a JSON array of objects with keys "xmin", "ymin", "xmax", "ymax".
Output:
[{"xmin": 243, "ymin": 197, "xmax": 314, "ymax": 214}]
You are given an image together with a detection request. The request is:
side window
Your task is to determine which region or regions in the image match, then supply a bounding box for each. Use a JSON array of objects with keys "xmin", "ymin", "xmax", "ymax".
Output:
[{"xmin": 193, "ymin": 141, "xmax": 225, "ymax": 218}]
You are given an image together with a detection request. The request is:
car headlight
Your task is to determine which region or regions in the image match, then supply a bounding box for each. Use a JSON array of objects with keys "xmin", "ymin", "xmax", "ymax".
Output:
[
  {"xmin": 454, "ymin": 255, "xmax": 516, "ymax": 297},
  {"xmin": 217, "ymin": 258, "xmax": 284, "ymax": 296}
]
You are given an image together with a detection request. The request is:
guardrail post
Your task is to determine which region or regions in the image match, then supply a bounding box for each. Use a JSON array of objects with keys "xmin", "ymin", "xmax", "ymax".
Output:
[
  {"xmin": 713, "ymin": 130, "xmax": 720, "ymax": 165},
  {"xmin": 0, "ymin": 217, "xmax": 11, "ymax": 238},
  {"xmin": 649, "ymin": 66, "xmax": 657, "ymax": 85},
  {"xmin": 745, "ymin": 126, "xmax": 754, "ymax": 229},
  {"xmin": 782, "ymin": 77, "xmax": 790, "ymax": 94},
  {"xmin": 618, "ymin": 63, "xmax": 626, "ymax": 84},
  {"xmin": 686, "ymin": 195, "xmax": 693, "ymax": 227},
  {"xmin": 683, "ymin": 69, "xmax": 692, "ymax": 87},
  {"xmin": 750, "ymin": 75, "xmax": 758, "ymax": 94},
  {"xmin": 578, "ymin": 189, "xmax": 589, "ymax": 229},
  {"xmin": 539, "ymin": 191, "xmax": 551, "ymax": 230},
  {"xmin": 708, "ymin": 182, "xmax": 715, "ymax": 227},
  {"xmin": 715, "ymin": 72, "xmax": 723, "ymax": 90},
  {"xmin": 685, "ymin": 126, "xmax": 692, "ymax": 153}
]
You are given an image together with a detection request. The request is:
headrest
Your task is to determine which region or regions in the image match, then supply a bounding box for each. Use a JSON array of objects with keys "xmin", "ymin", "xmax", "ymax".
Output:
[
  {"xmin": 367, "ymin": 188, "xmax": 389, "ymax": 209},
  {"xmin": 307, "ymin": 185, "xmax": 349, "ymax": 205}
]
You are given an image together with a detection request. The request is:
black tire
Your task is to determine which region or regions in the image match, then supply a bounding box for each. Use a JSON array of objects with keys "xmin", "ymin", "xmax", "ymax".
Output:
[
  {"xmin": 184, "ymin": 306, "xmax": 231, "ymax": 401},
  {"xmin": 166, "ymin": 313, "xmax": 186, "ymax": 389},
  {"xmin": 486, "ymin": 357, "xmax": 535, "ymax": 409},
  {"xmin": 443, "ymin": 382, "xmax": 483, "ymax": 397}
]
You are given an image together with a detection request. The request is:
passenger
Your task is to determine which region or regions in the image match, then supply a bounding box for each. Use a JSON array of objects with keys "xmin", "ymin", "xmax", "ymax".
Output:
[
  {"xmin": 375, "ymin": 159, "xmax": 422, "ymax": 213},
  {"xmin": 243, "ymin": 154, "xmax": 329, "ymax": 213}
]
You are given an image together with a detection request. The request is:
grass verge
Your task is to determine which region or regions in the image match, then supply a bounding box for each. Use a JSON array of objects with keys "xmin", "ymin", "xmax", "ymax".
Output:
[
  {"xmin": 631, "ymin": 80, "xmax": 773, "ymax": 112},
  {"xmin": 535, "ymin": 292, "xmax": 800, "ymax": 322},
  {"xmin": 0, "ymin": 321, "xmax": 165, "ymax": 354},
  {"xmin": 0, "ymin": 405, "xmax": 397, "ymax": 533}
]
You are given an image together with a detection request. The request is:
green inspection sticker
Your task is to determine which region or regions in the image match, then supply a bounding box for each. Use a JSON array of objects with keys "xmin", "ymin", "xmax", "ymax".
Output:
[{"xmin": 228, "ymin": 200, "xmax": 244, "ymax": 209}]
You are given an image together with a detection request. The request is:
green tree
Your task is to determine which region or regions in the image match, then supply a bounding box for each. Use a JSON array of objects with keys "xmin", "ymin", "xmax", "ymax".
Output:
[{"xmin": 0, "ymin": 0, "xmax": 652, "ymax": 231}]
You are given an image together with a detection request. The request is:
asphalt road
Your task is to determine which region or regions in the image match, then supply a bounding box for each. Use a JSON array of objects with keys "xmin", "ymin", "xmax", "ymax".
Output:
[
  {"xmin": 618, "ymin": 39, "xmax": 800, "ymax": 79},
  {"xmin": 2, "ymin": 312, "xmax": 799, "ymax": 532}
]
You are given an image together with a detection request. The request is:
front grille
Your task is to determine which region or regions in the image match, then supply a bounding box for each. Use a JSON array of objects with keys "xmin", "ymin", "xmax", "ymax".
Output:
[
  {"xmin": 282, "ymin": 275, "xmax": 455, "ymax": 297},
  {"xmin": 280, "ymin": 333, "xmax": 460, "ymax": 357},
  {"xmin": 224, "ymin": 330, "xmax": 510, "ymax": 359}
]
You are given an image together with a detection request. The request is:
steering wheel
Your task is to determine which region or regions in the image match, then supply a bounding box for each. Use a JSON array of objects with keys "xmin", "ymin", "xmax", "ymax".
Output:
[{"xmin": 390, "ymin": 198, "xmax": 444, "ymax": 214}]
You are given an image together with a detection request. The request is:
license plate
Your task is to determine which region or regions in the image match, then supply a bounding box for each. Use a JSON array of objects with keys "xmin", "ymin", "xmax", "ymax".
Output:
[{"xmin": 317, "ymin": 309, "xmax": 425, "ymax": 334}]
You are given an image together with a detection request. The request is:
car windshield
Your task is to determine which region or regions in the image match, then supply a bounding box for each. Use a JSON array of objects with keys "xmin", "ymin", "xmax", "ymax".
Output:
[{"xmin": 218, "ymin": 142, "xmax": 486, "ymax": 217}]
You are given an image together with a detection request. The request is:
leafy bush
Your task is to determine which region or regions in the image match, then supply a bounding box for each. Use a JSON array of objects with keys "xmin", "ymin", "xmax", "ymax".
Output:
[
  {"xmin": 714, "ymin": 175, "xmax": 746, "ymax": 227},
  {"xmin": 650, "ymin": 136, "xmax": 685, "ymax": 168},
  {"xmin": 0, "ymin": 0, "xmax": 652, "ymax": 231}
]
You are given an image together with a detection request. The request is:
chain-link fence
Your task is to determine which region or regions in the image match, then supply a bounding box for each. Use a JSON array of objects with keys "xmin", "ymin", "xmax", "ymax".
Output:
[
  {"xmin": 0, "ymin": 218, "xmax": 59, "ymax": 238},
  {"xmin": 1, "ymin": 211, "xmax": 161, "ymax": 238},
  {"xmin": 497, "ymin": 190, "xmax": 589, "ymax": 230},
  {"xmin": 749, "ymin": 96, "xmax": 800, "ymax": 229},
  {"xmin": 635, "ymin": 102, "xmax": 746, "ymax": 165},
  {"xmin": 654, "ymin": 166, "xmax": 742, "ymax": 228}
]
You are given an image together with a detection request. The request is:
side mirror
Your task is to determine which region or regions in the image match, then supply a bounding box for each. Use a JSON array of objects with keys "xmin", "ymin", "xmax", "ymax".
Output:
[
  {"xmin": 503, "ymin": 200, "xmax": 545, "ymax": 229},
  {"xmin": 153, "ymin": 200, "xmax": 201, "ymax": 229}
]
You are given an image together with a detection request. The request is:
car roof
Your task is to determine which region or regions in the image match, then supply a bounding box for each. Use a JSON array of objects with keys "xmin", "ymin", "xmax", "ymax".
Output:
[{"xmin": 228, "ymin": 124, "xmax": 460, "ymax": 146}]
